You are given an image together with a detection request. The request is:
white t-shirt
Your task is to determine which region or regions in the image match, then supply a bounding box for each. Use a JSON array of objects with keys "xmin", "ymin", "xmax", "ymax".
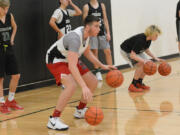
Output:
[{"xmin": 52, "ymin": 8, "xmax": 75, "ymax": 24}]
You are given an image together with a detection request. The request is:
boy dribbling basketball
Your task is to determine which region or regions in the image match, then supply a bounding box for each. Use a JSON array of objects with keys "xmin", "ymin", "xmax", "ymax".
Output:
[
  {"xmin": 46, "ymin": 15, "xmax": 116, "ymax": 130},
  {"xmin": 120, "ymin": 25, "xmax": 163, "ymax": 92}
]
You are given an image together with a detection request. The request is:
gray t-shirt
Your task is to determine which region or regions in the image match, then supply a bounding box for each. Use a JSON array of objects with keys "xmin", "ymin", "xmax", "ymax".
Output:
[
  {"xmin": 63, "ymin": 32, "xmax": 81, "ymax": 52},
  {"xmin": 63, "ymin": 28, "xmax": 87, "ymax": 53}
]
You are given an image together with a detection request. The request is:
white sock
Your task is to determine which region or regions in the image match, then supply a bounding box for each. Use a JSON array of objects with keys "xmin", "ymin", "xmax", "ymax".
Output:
[
  {"xmin": 0, "ymin": 97, "xmax": 5, "ymax": 103},
  {"xmin": 8, "ymin": 92, "xmax": 15, "ymax": 101}
]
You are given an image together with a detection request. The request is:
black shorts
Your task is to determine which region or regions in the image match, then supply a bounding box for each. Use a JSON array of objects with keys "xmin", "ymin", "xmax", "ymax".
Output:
[
  {"xmin": 0, "ymin": 45, "xmax": 19, "ymax": 77},
  {"xmin": 176, "ymin": 19, "xmax": 180, "ymax": 41}
]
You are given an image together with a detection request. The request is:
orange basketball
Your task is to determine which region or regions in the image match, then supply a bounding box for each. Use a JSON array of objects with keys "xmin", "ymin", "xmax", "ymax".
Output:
[
  {"xmin": 105, "ymin": 70, "xmax": 124, "ymax": 88},
  {"xmin": 143, "ymin": 61, "xmax": 157, "ymax": 75},
  {"xmin": 85, "ymin": 107, "xmax": 104, "ymax": 126},
  {"xmin": 158, "ymin": 62, "xmax": 171, "ymax": 76}
]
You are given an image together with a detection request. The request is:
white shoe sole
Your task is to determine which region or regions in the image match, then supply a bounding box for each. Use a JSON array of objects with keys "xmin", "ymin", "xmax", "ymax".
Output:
[
  {"xmin": 74, "ymin": 114, "xmax": 84, "ymax": 119},
  {"xmin": 47, "ymin": 122, "xmax": 69, "ymax": 131}
]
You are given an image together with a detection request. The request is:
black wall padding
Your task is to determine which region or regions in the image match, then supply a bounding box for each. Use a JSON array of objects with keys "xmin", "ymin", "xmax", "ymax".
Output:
[{"xmin": 4, "ymin": 0, "xmax": 113, "ymax": 90}]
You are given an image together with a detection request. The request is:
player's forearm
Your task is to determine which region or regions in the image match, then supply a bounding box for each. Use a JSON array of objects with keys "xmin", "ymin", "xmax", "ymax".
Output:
[
  {"xmin": 11, "ymin": 25, "xmax": 17, "ymax": 41},
  {"xmin": 49, "ymin": 21, "xmax": 61, "ymax": 33},
  {"xmin": 71, "ymin": 3, "xmax": 82, "ymax": 16},
  {"xmin": 145, "ymin": 50, "xmax": 156, "ymax": 60},
  {"xmin": 104, "ymin": 19, "xmax": 110, "ymax": 34},
  {"xmin": 84, "ymin": 50, "xmax": 104, "ymax": 68}
]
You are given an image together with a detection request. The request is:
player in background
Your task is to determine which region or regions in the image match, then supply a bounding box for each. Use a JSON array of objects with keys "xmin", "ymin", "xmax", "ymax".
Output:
[
  {"xmin": 0, "ymin": 0, "xmax": 23, "ymax": 114},
  {"xmin": 49, "ymin": 0, "xmax": 82, "ymax": 39},
  {"xmin": 120, "ymin": 25, "xmax": 163, "ymax": 92},
  {"xmin": 83, "ymin": 0, "xmax": 112, "ymax": 81}
]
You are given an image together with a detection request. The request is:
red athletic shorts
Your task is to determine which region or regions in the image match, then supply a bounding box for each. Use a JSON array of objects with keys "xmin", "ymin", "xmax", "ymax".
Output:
[{"xmin": 46, "ymin": 60, "xmax": 89, "ymax": 86}]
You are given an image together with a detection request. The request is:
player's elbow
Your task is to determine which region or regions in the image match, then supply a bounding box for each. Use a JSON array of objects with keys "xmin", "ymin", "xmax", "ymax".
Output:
[
  {"xmin": 79, "ymin": 10, "xmax": 82, "ymax": 15},
  {"xmin": 13, "ymin": 24, "xmax": 17, "ymax": 30},
  {"xmin": 49, "ymin": 19, "xmax": 54, "ymax": 26},
  {"xmin": 77, "ymin": 10, "xmax": 82, "ymax": 16}
]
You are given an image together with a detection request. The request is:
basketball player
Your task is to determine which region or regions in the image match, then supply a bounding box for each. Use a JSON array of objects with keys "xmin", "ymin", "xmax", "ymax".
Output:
[
  {"xmin": 176, "ymin": 0, "xmax": 180, "ymax": 53},
  {"xmin": 46, "ymin": 15, "xmax": 116, "ymax": 130},
  {"xmin": 49, "ymin": 0, "xmax": 82, "ymax": 89},
  {"xmin": 83, "ymin": 0, "xmax": 112, "ymax": 81},
  {"xmin": 49, "ymin": 0, "xmax": 82, "ymax": 40},
  {"xmin": 120, "ymin": 25, "xmax": 163, "ymax": 92},
  {"xmin": 0, "ymin": 0, "xmax": 23, "ymax": 114}
]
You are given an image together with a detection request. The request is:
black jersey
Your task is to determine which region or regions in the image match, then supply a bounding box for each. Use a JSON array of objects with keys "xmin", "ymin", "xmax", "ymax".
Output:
[
  {"xmin": 56, "ymin": 9, "xmax": 71, "ymax": 34},
  {"xmin": 120, "ymin": 33, "xmax": 152, "ymax": 54},
  {"xmin": 88, "ymin": 2, "xmax": 105, "ymax": 36},
  {"xmin": 0, "ymin": 13, "xmax": 12, "ymax": 46}
]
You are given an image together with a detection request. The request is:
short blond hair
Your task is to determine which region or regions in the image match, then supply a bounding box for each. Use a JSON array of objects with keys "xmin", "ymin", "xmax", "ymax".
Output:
[
  {"xmin": 145, "ymin": 25, "xmax": 162, "ymax": 37},
  {"xmin": 0, "ymin": 0, "xmax": 10, "ymax": 8}
]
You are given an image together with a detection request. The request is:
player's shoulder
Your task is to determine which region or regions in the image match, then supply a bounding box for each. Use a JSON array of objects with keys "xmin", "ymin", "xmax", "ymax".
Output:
[{"xmin": 54, "ymin": 8, "xmax": 62, "ymax": 13}]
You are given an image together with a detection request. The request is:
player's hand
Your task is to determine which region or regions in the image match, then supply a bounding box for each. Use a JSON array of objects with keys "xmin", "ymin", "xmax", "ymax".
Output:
[
  {"xmin": 82, "ymin": 86, "xmax": 93, "ymax": 102},
  {"xmin": 10, "ymin": 39, "xmax": 14, "ymax": 46},
  {"xmin": 155, "ymin": 57, "xmax": 165, "ymax": 62},
  {"xmin": 68, "ymin": 0, "xmax": 73, "ymax": 5},
  {"xmin": 57, "ymin": 32, "xmax": 64, "ymax": 40},
  {"xmin": 106, "ymin": 33, "xmax": 111, "ymax": 42},
  {"xmin": 101, "ymin": 65, "xmax": 117, "ymax": 70}
]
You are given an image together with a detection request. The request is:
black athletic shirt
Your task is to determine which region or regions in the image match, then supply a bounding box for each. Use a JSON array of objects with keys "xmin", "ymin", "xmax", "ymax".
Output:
[
  {"xmin": 0, "ymin": 13, "xmax": 12, "ymax": 46},
  {"xmin": 88, "ymin": 2, "xmax": 105, "ymax": 36},
  {"xmin": 120, "ymin": 33, "xmax": 152, "ymax": 54},
  {"xmin": 56, "ymin": 9, "xmax": 71, "ymax": 34},
  {"xmin": 177, "ymin": 1, "xmax": 180, "ymax": 20}
]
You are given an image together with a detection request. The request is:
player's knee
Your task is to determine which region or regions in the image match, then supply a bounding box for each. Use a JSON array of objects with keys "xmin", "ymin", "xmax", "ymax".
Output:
[{"xmin": 12, "ymin": 74, "xmax": 20, "ymax": 81}]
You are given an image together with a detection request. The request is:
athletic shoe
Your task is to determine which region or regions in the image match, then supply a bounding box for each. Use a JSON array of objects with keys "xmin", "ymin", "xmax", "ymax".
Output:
[
  {"xmin": 0, "ymin": 103, "xmax": 11, "ymax": 114},
  {"xmin": 5, "ymin": 99, "xmax": 24, "ymax": 110},
  {"xmin": 61, "ymin": 84, "xmax": 65, "ymax": 90},
  {"xmin": 47, "ymin": 116, "xmax": 69, "ymax": 131},
  {"xmin": 74, "ymin": 107, "xmax": 88, "ymax": 119},
  {"xmin": 96, "ymin": 72, "xmax": 103, "ymax": 81},
  {"xmin": 128, "ymin": 84, "xmax": 143, "ymax": 92},
  {"xmin": 136, "ymin": 83, "xmax": 150, "ymax": 90}
]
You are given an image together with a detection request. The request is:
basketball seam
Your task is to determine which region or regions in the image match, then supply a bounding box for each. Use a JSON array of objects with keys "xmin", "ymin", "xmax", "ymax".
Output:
[{"xmin": 93, "ymin": 107, "xmax": 98, "ymax": 125}]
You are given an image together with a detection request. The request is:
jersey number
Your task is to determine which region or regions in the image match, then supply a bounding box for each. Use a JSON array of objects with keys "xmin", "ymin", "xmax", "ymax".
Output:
[
  {"xmin": 66, "ymin": 25, "xmax": 71, "ymax": 33},
  {"xmin": 2, "ymin": 32, "xmax": 10, "ymax": 41}
]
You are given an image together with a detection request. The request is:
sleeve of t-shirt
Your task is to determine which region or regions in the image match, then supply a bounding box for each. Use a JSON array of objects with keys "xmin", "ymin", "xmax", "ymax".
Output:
[
  {"xmin": 131, "ymin": 39, "xmax": 144, "ymax": 54},
  {"xmin": 67, "ymin": 9, "xmax": 76, "ymax": 17},
  {"xmin": 52, "ymin": 9, "xmax": 63, "ymax": 22},
  {"xmin": 63, "ymin": 32, "xmax": 81, "ymax": 53},
  {"xmin": 89, "ymin": 37, "xmax": 93, "ymax": 46}
]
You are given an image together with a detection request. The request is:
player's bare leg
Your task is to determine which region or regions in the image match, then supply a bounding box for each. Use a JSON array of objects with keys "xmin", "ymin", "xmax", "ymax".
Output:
[{"xmin": 74, "ymin": 71, "xmax": 98, "ymax": 119}]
